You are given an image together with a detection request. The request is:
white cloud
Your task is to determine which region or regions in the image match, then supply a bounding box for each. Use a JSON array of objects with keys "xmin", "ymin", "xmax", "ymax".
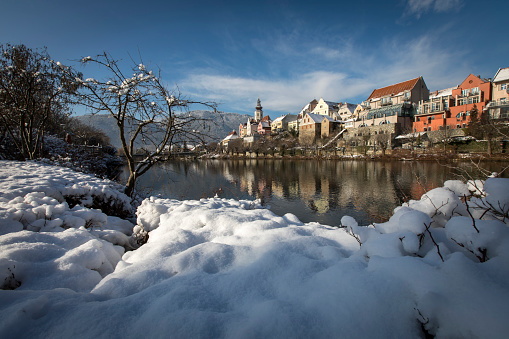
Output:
[
  {"xmin": 180, "ymin": 71, "xmax": 369, "ymax": 114},
  {"xmin": 178, "ymin": 30, "xmax": 470, "ymax": 116},
  {"xmin": 403, "ymin": 0, "xmax": 463, "ymax": 18}
]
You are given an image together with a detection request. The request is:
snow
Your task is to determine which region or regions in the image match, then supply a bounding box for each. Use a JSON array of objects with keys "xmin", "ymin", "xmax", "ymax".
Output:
[{"xmin": 1, "ymin": 161, "xmax": 509, "ymax": 338}]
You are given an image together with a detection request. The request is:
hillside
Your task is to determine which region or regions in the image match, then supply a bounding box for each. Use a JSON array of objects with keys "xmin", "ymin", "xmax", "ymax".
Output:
[{"xmin": 75, "ymin": 111, "xmax": 251, "ymax": 149}]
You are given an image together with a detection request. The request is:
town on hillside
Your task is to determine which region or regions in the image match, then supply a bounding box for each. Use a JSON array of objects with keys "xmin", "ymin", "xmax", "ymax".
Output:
[{"xmin": 219, "ymin": 68, "xmax": 509, "ymax": 157}]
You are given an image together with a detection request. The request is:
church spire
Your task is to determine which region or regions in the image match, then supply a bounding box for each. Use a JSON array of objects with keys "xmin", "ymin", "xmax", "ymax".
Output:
[{"xmin": 254, "ymin": 98, "xmax": 263, "ymax": 122}]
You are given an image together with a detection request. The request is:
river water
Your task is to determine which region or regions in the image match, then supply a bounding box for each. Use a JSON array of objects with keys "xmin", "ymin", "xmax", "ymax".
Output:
[{"xmin": 123, "ymin": 159, "xmax": 508, "ymax": 226}]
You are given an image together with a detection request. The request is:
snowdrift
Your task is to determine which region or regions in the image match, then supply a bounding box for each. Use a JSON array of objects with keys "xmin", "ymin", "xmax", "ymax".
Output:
[{"xmin": 0, "ymin": 161, "xmax": 508, "ymax": 338}]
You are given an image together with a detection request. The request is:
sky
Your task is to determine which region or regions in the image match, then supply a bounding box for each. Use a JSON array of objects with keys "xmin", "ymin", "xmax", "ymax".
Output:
[{"xmin": 1, "ymin": 0, "xmax": 508, "ymax": 119}]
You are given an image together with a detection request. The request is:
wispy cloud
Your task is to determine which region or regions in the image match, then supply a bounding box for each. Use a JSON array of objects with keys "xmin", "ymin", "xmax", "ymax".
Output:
[{"xmin": 403, "ymin": 0, "xmax": 464, "ymax": 19}]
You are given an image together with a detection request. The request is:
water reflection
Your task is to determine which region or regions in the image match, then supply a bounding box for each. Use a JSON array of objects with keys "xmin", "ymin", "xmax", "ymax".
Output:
[{"xmin": 125, "ymin": 160, "xmax": 508, "ymax": 226}]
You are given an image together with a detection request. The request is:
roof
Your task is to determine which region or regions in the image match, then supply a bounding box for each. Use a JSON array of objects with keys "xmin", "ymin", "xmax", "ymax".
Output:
[
  {"xmin": 338, "ymin": 103, "xmax": 357, "ymax": 113},
  {"xmin": 272, "ymin": 115, "xmax": 286, "ymax": 123},
  {"xmin": 429, "ymin": 86, "xmax": 458, "ymax": 99},
  {"xmin": 304, "ymin": 113, "xmax": 325, "ymax": 124},
  {"xmin": 324, "ymin": 100, "xmax": 339, "ymax": 108},
  {"xmin": 493, "ymin": 67, "xmax": 509, "ymax": 83},
  {"xmin": 261, "ymin": 115, "xmax": 271, "ymax": 122},
  {"xmin": 367, "ymin": 77, "xmax": 421, "ymax": 100},
  {"xmin": 222, "ymin": 132, "xmax": 239, "ymax": 142},
  {"xmin": 259, "ymin": 121, "xmax": 271, "ymax": 128}
]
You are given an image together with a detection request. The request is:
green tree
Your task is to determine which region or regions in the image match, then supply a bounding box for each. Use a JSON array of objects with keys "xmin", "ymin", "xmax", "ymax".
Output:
[{"xmin": 467, "ymin": 104, "xmax": 494, "ymax": 155}]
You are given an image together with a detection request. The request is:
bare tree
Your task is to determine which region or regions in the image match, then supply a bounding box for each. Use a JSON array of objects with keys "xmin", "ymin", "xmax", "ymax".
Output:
[
  {"xmin": 374, "ymin": 132, "xmax": 391, "ymax": 156},
  {"xmin": 74, "ymin": 52, "xmax": 217, "ymax": 197},
  {"xmin": 0, "ymin": 44, "xmax": 78, "ymax": 160}
]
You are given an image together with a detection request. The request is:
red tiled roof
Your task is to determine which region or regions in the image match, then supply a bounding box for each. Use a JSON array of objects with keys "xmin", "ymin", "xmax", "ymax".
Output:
[
  {"xmin": 367, "ymin": 77, "xmax": 421, "ymax": 100},
  {"xmin": 261, "ymin": 115, "xmax": 271, "ymax": 122}
]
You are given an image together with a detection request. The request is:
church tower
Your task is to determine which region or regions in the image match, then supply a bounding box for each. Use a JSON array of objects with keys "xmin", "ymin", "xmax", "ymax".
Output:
[{"xmin": 254, "ymin": 98, "xmax": 263, "ymax": 122}]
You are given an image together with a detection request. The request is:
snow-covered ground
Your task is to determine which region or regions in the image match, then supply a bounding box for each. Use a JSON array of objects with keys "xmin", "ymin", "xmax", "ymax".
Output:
[{"xmin": 0, "ymin": 160, "xmax": 508, "ymax": 338}]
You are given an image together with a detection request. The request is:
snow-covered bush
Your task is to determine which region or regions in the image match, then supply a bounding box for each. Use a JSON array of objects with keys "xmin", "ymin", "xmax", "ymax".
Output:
[{"xmin": 41, "ymin": 135, "xmax": 124, "ymax": 182}]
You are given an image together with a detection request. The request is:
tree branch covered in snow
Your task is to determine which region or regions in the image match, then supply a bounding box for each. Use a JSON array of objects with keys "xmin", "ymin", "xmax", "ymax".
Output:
[
  {"xmin": 73, "ymin": 52, "xmax": 218, "ymax": 196},
  {"xmin": 0, "ymin": 44, "xmax": 80, "ymax": 160}
]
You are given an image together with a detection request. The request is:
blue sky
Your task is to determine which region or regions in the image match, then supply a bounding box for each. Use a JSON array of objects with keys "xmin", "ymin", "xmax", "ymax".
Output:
[{"xmin": 1, "ymin": 0, "xmax": 508, "ymax": 119}]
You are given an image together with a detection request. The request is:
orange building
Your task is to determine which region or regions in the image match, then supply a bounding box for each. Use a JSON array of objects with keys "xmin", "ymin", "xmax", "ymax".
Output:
[
  {"xmin": 415, "ymin": 74, "xmax": 492, "ymax": 132},
  {"xmin": 414, "ymin": 87, "xmax": 456, "ymax": 132},
  {"xmin": 448, "ymin": 74, "xmax": 491, "ymax": 129}
]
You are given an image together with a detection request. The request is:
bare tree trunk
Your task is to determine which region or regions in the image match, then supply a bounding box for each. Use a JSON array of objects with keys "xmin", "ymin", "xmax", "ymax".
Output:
[{"xmin": 124, "ymin": 172, "xmax": 137, "ymax": 197}]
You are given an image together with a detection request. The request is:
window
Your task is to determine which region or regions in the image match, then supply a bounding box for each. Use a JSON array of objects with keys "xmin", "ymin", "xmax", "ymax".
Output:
[
  {"xmin": 457, "ymin": 98, "xmax": 465, "ymax": 105},
  {"xmin": 463, "ymin": 124, "xmax": 466, "ymax": 128},
  {"xmin": 456, "ymin": 124, "xmax": 461, "ymax": 129},
  {"xmin": 423, "ymin": 127, "xmax": 427, "ymax": 131},
  {"xmin": 471, "ymin": 87, "xmax": 479, "ymax": 94},
  {"xmin": 501, "ymin": 83, "xmax": 507, "ymax": 91},
  {"xmin": 462, "ymin": 89, "xmax": 470, "ymax": 96}
]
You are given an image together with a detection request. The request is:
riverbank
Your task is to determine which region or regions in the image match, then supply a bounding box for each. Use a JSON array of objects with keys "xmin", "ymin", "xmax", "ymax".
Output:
[
  {"xmin": 200, "ymin": 149, "xmax": 509, "ymax": 162},
  {"xmin": 1, "ymin": 160, "xmax": 509, "ymax": 338}
]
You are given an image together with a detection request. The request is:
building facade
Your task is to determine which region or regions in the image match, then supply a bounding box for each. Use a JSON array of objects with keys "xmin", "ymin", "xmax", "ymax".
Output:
[
  {"xmin": 414, "ymin": 87, "xmax": 457, "ymax": 132},
  {"xmin": 488, "ymin": 67, "xmax": 509, "ymax": 120},
  {"xmin": 448, "ymin": 74, "xmax": 491, "ymax": 130},
  {"xmin": 312, "ymin": 98, "xmax": 340, "ymax": 118}
]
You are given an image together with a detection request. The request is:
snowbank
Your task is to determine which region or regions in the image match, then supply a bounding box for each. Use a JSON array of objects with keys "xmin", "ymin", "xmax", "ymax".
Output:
[
  {"xmin": 0, "ymin": 161, "xmax": 134, "ymax": 292},
  {"xmin": 0, "ymin": 161, "xmax": 508, "ymax": 338}
]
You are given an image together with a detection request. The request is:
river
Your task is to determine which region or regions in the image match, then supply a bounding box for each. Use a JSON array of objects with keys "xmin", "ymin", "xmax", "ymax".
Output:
[{"xmin": 122, "ymin": 159, "xmax": 508, "ymax": 226}]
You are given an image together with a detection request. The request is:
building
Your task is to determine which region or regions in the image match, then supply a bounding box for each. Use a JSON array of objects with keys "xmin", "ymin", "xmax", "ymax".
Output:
[
  {"xmin": 336, "ymin": 103, "xmax": 358, "ymax": 121},
  {"xmin": 321, "ymin": 116, "xmax": 342, "ymax": 138},
  {"xmin": 221, "ymin": 130, "xmax": 239, "ymax": 148},
  {"xmin": 365, "ymin": 77, "xmax": 428, "ymax": 109},
  {"xmin": 271, "ymin": 114, "xmax": 298, "ymax": 133},
  {"xmin": 448, "ymin": 74, "xmax": 491, "ymax": 130},
  {"xmin": 240, "ymin": 98, "xmax": 267, "ymax": 137},
  {"xmin": 298, "ymin": 99, "xmax": 318, "ymax": 117},
  {"xmin": 358, "ymin": 76, "xmax": 429, "ymax": 131},
  {"xmin": 312, "ymin": 98, "xmax": 340, "ymax": 118},
  {"xmin": 254, "ymin": 98, "xmax": 263, "ymax": 122},
  {"xmin": 287, "ymin": 118, "xmax": 300, "ymax": 133},
  {"xmin": 299, "ymin": 113, "xmax": 323, "ymax": 143},
  {"xmin": 488, "ymin": 67, "xmax": 509, "ymax": 120},
  {"xmin": 258, "ymin": 115, "xmax": 272, "ymax": 135},
  {"xmin": 414, "ymin": 86, "xmax": 457, "ymax": 132}
]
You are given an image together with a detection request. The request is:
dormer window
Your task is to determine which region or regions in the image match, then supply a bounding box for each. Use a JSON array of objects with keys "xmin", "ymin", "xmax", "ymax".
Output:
[{"xmin": 381, "ymin": 96, "xmax": 392, "ymax": 105}]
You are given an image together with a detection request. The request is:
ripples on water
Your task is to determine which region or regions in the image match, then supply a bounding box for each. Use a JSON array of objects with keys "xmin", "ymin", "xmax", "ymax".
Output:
[{"xmin": 124, "ymin": 159, "xmax": 508, "ymax": 226}]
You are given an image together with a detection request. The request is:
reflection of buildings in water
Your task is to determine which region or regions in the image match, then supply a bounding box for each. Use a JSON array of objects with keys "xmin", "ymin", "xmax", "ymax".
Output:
[
  {"xmin": 271, "ymin": 181, "xmax": 284, "ymax": 199},
  {"xmin": 334, "ymin": 162, "xmax": 400, "ymax": 222},
  {"xmin": 409, "ymin": 180, "xmax": 436, "ymax": 200}
]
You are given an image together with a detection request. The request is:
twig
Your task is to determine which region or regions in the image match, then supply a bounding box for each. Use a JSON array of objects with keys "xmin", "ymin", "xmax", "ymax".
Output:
[
  {"xmin": 463, "ymin": 194, "xmax": 479, "ymax": 233},
  {"xmin": 424, "ymin": 222, "xmax": 444, "ymax": 262}
]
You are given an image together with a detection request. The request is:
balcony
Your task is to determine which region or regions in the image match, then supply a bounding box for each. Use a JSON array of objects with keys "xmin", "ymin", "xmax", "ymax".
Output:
[{"xmin": 487, "ymin": 99, "xmax": 509, "ymax": 108}]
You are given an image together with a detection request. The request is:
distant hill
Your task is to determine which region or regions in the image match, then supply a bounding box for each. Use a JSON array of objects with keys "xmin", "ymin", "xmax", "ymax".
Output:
[{"xmin": 75, "ymin": 111, "xmax": 252, "ymax": 149}]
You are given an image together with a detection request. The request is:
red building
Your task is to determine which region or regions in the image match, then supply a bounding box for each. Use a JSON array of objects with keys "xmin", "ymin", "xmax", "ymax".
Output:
[
  {"xmin": 449, "ymin": 74, "xmax": 491, "ymax": 129},
  {"xmin": 415, "ymin": 74, "xmax": 492, "ymax": 132}
]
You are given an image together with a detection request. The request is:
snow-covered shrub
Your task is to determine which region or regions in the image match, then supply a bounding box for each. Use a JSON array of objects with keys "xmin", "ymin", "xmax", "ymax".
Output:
[{"xmin": 41, "ymin": 135, "xmax": 124, "ymax": 181}]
